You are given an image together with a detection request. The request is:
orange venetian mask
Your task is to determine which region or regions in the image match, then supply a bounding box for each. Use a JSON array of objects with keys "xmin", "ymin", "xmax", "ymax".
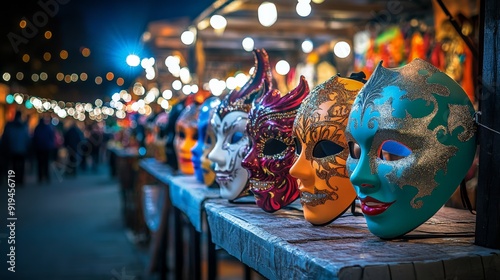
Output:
[
  {"xmin": 290, "ymin": 74, "xmax": 364, "ymax": 225},
  {"xmin": 174, "ymin": 103, "xmax": 200, "ymax": 175}
]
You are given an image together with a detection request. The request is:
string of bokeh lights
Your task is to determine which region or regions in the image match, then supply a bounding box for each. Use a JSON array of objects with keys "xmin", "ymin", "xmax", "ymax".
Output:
[{"xmin": 3, "ymin": 0, "xmax": 346, "ymax": 123}]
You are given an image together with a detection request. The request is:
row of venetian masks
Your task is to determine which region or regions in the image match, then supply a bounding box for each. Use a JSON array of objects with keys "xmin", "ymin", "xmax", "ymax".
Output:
[{"xmin": 171, "ymin": 49, "xmax": 476, "ymax": 239}]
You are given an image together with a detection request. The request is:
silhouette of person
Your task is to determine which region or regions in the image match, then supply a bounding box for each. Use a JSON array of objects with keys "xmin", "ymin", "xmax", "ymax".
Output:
[
  {"xmin": 33, "ymin": 115, "xmax": 55, "ymax": 183},
  {"xmin": 64, "ymin": 120, "xmax": 84, "ymax": 176},
  {"xmin": 1, "ymin": 111, "xmax": 31, "ymax": 185}
]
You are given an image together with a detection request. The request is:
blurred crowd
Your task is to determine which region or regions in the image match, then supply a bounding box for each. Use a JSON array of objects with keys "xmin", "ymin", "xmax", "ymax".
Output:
[{"xmin": 0, "ymin": 111, "xmax": 111, "ymax": 185}]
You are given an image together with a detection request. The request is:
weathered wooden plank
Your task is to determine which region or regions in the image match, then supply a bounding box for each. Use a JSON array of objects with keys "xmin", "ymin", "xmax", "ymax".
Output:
[
  {"xmin": 339, "ymin": 266, "xmax": 363, "ymax": 280},
  {"xmin": 389, "ymin": 263, "xmax": 416, "ymax": 280},
  {"xmin": 139, "ymin": 157, "xmax": 175, "ymax": 186},
  {"xmin": 168, "ymin": 175, "xmax": 221, "ymax": 232},
  {"xmin": 481, "ymin": 253, "xmax": 500, "ymax": 279},
  {"xmin": 205, "ymin": 200, "xmax": 500, "ymax": 279},
  {"xmin": 442, "ymin": 256, "xmax": 485, "ymax": 279},
  {"xmin": 362, "ymin": 265, "xmax": 391, "ymax": 280},
  {"xmin": 413, "ymin": 261, "xmax": 445, "ymax": 280}
]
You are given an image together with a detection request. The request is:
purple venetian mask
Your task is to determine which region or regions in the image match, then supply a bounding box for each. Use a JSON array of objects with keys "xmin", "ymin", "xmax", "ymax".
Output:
[{"xmin": 242, "ymin": 76, "xmax": 310, "ymax": 212}]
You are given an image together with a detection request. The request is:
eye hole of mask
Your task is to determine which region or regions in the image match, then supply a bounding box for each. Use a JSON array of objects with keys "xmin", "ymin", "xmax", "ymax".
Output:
[
  {"xmin": 294, "ymin": 137, "xmax": 302, "ymax": 155},
  {"xmin": 313, "ymin": 140, "xmax": 343, "ymax": 158},
  {"xmin": 263, "ymin": 138, "xmax": 288, "ymax": 156},
  {"xmin": 205, "ymin": 134, "xmax": 213, "ymax": 145},
  {"xmin": 348, "ymin": 141, "xmax": 361, "ymax": 159},
  {"xmin": 178, "ymin": 129, "xmax": 186, "ymax": 139},
  {"xmin": 230, "ymin": 131, "xmax": 244, "ymax": 144},
  {"xmin": 379, "ymin": 140, "xmax": 411, "ymax": 161}
]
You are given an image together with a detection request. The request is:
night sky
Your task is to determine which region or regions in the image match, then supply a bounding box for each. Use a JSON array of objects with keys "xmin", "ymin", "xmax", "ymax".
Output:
[{"xmin": 0, "ymin": 0, "xmax": 213, "ymax": 102}]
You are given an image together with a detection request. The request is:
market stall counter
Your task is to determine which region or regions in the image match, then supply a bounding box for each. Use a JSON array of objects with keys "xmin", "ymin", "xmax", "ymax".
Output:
[
  {"xmin": 168, "ymin": 175, "xmax": 223, "ymax": 280},
  {"xmin": 205, "ymin": 200, "xmax": 500, "ymax": 280},
  {"xmin": 138, "ymin": 157, "xmax": 223, "ymax": 280},
  {"xmin": 110, "ymin": 147, "xmax": 148, "ymax": 243}
]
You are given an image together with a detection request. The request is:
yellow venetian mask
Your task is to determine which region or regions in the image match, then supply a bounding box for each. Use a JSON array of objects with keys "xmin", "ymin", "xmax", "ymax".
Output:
[
  {"xmin": 290, "ymin": 75, "xmax": 364, "ymax": 225},
  {"xmin": 174, "ymin": 104, "xmax": 199, "ymax": 175}
]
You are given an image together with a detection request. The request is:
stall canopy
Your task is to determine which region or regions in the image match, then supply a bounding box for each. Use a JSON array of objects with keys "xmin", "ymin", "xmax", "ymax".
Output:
[{"xmin": 143, "ymin": 0, "xmax": 434, "ymax": 87}]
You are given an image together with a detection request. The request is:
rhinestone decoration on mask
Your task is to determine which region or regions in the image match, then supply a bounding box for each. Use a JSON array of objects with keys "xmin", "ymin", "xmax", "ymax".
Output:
[
  {"xmin": 347, "ymin": 59, "xmax": 476, "ymax": 209},
  {"xmin": 294, "ymin": 75, "xmax": 360, "ymax": 206},
  {"xmin": 242, "ymin": 76, "xmax": 310, "ymax": 212},
  {"xmin": 216, "ymin": 49, "xmax": 272, "ymax": 119}
]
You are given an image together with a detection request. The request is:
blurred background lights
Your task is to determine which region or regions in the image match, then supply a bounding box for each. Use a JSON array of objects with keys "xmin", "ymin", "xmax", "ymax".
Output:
[
  {"xmin": 226, "ymin": 76, "xmax": 237, "ymax": 90},
  {"xmin": 14, "ymin": 94, "xmax": 24, "ymax": 104},
  {"xmin": 165, "ymin": 55, "xmax": 180, "ymax": 68},
  {"xmin": 81, "ymin": 47, "xmax": 91, "ymax": 57},
  {"xmin": 6, "ymin": 94, "xmax": 14, "ymax": 104},
  {"xmin": 242, "ymin": 37, "xmax": 254, "ymax": 52},
  {"xmin": 258, "ymin": 2, "xmax": 277, "ymax": 27},
  {"xmin": 275, "ymin": 60, "xmax": 290, "ymax": 75},
  {"xmin": 172, "ymin": 80, "xmax": 182, "ymax": 91},
  {"xmin": 162, "ymin": 89, "xmax": 173, "ymax": 99},
  {"xmin": 296, "ymin": 2, "xmax": 312, "ymax": 17},
  {"xmin": 60, "ymin": 50, "xmax": 68, "ymax": 59},
  {"xmin": 209, "ymin": 78, "xmax": 226, "ymax": 96},
  {"xmin": 3, "ymin": 72, "xmax": 11, "ymax": 81},
  {"xmin": 235, "ymin": 72, "xmax": 249, "ymax": 87},
  {"xmin": 126, "ymin": 54, "xmax": 140, "ymax": 67},
  {"xmin": 179, "ymin": 67, "xmax": 192, "ymax": 83},
  {"xmin": 182, "ymin": 85, "xmax": 192, "ymax": 95},
  {"xmin": 302, "ymin": 39, "xmax": 313, "ymax": 53},
  {"xmin": 210, "ymin": 15, "xmax": 227, "ymax": 30},
  {"xmin": 145, "ymin": 68, "xmax": 156, "ymax": 80},
  {"xmin": 133, "ymin": 83, "xmax": 145, "ymax": 95},
  {"xmin": 25, "ymin": 99, "xmax": 33, "ymax": 109},
  {"xmin": 141, "ymin": 57, "xmax": 153, "ymax": 69},
  {"xmin": 334, "ymin": 41, "xmax": 351, "ymax": 58},
  {"xmin": 181, "ymin": 30, "xmax": 195, "ymax": 45},
  {"xmin": 112, "ymin": 92, "xmax": 120, "ymax": 101},
  {"xmin": 161, "ymin": 99, "xmax": 169, "ymax": 109}
]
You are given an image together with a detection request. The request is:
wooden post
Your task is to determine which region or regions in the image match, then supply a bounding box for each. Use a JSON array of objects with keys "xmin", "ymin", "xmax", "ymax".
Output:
[{"xmin": 475, "ymin": 0, "xmax": 500, "ymax": 249}]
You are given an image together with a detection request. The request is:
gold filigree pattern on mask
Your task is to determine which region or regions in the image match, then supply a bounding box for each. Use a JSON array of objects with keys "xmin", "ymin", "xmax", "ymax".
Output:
[
  {"xmin": 448, "ymin": 104, "xmax": 476, "ymax": 142},
  {"xmin": 372, "ymin": 98, "xmax": 458, "ymax": 208},
  {"xmin": 351, "ymin": 59, "xmax": 476, "ymax": 209},
  {"xmin": 294, "ymin": 76, "xmax": 359, "ymax": 192}
]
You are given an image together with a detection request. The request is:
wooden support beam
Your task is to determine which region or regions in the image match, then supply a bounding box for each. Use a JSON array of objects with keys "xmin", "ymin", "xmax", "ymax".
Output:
[{"xmin": 475, "ymin": 0, "xmax": 500, "ymax": 249}]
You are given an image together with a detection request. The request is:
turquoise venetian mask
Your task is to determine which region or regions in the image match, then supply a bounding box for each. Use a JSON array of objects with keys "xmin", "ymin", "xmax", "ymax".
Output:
[{"xmin": 345, "ymin": 59, "xmax": 476, "ymax": 239}]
